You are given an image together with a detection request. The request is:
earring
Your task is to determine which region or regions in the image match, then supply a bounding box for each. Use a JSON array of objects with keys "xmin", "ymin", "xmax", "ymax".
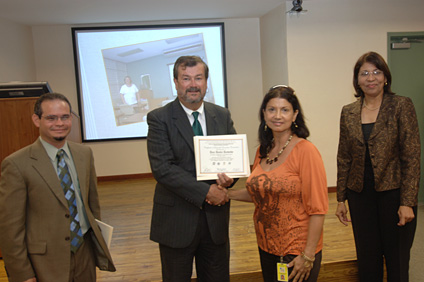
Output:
[
  {"xmin": 264, "ymin": 124, "xmax": 268, "ymax": 131},
  {"xmin": 293, "ymin": 121, "xmax": 298, "ymax": 128},
  {"xmin": 385, "ymin": 82, "xmax": 388, "ymax": 86}
]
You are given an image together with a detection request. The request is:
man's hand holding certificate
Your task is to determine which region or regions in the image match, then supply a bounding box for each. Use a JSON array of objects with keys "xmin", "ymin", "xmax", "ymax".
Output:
[{"xmin": 194, "ymin": 134, "xmax": 251, "ymax": 181}]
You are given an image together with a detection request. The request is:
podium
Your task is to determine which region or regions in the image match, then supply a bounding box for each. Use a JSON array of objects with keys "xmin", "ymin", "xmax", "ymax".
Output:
[
  {"xmin": 0, "ymin": 98, "xmax": 82, "ymax": 173},
  {"xmin": 0, "ymin": 82, "xmax": 53, "ymax": 169},
  {"xmin": 0, "ymin": 97, "xmax": 40, "ymax": 170},
  {"xmin": 0, "ymin": 97, "xmax": 39, "ymax": 260},
  {"xmin": 0, "ymin": 82, "xmax": 61, "ymax": 259}
]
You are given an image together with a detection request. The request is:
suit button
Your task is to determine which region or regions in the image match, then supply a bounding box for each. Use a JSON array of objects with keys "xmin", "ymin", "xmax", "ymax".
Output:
[
  {"xmin": 65, "ymin": 236, "xmax": 70, "ymax": 241},
  {"xmin": 65, "ymin": 214, "xmax": 70, "ymax": 218}
]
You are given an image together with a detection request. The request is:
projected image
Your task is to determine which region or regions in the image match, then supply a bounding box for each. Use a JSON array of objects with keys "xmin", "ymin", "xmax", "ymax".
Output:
[
  {"xmin": 72, "ymin": 23, "xmax": 226, "ymax": 141},
  {"xmin": 101, "ymin": 34, "xmax": 216, "ymax": 127}
]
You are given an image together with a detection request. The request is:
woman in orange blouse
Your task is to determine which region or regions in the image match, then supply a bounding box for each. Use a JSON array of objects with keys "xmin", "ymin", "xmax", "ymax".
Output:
[{"xmin": 229, "ymin": 85, "xmax": 328, "ymax": 282}]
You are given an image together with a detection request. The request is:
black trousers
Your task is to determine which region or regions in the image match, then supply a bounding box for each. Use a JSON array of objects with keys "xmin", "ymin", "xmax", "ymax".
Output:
[
  {"xmin": 258, "ymin": 247, "xmax": 322, "ymax": 282},
  {"xmin": 347, "ymin": 187, "xmax": 417, "ymax": 282},
  {"xmin": 159, "ymin": 210, "xmax": 230, "ymax": 282}
]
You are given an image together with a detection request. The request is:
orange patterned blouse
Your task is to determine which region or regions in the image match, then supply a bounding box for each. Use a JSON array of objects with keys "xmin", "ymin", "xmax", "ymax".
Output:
[{"xmin": 246, "ymin": 139, "xmax": 328, "ymax": 256}]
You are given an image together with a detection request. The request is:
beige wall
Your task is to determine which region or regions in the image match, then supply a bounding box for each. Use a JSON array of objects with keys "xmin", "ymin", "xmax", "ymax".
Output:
[
  {"xmin": 0, "ymin": 19, "xmax": 36, "ymax": 82},
  {"xmin": 2, "ymin": 0, "xmax": 424, "ymax": 181},
  {"xmin": 260, "ymin": 5, "xmax": 289, "ymax": 94},
  {"xmin": 31, "ymin": 18, "xmax": 264, "ymax": 176},
  {"xmin": 285, "ymin": 0, "xmax": 424, "ymax": 186}
]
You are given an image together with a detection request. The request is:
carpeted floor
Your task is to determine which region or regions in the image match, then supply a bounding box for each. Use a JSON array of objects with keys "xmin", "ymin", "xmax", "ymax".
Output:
[{"xmin": 410, "ymin": 204, "xmax": 424, "ymax": 281}]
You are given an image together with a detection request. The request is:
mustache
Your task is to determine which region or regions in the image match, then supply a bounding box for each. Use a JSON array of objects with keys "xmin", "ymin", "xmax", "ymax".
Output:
[{"xmin": 186, "ymin": 87, "xmax": 201, "ymax": 93}]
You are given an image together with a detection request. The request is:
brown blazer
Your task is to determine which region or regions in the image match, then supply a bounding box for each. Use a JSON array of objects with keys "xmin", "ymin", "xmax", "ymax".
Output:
[
  {"xmin": 0, "ymin": 139, "xmax": 115, "ymax": 282},
  {"xmin": 337, "ymin": 94, "xmax": 420, "ymax": 206}
]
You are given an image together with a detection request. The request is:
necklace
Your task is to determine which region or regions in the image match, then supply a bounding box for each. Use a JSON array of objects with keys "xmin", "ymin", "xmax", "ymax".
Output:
[
  {"xmin": 363, "ymin": 101, "xmax": 380, "ymax": 111},
  {"xmin": 266, "ymin": 135, "xmax": 293, "ymax": 164}
]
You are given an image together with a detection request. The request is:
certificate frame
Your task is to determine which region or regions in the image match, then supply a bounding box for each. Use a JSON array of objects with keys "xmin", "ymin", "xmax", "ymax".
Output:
[{"xmin": 193, "ymin": 134, "xmax": 250, "ymax": 181}]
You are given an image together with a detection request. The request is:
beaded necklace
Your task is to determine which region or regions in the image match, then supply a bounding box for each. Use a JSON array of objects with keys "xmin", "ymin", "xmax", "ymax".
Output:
[{"xmin": 266, "ymin": 135, "xmax": 293, "ymax": 164}]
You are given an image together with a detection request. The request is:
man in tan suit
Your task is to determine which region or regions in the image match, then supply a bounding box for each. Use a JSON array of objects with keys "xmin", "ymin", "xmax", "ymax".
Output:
[{"xmin": 0, "ymin": 93, "xmax": 115, "ymax": 282}]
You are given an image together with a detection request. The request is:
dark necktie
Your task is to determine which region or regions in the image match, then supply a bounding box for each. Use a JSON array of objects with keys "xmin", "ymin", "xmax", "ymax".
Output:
[
  {"xmin": 192, "ymin": 111, "xmax": 203, "ymax": 136},
  {"xmin": 57, "ymin": 149, "xmax": 84, "ymax": 253}
]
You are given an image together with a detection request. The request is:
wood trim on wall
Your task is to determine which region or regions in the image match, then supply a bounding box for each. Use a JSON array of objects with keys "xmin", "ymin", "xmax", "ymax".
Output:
[
  {"xmin": 98, "ymin": 173, "xmax": 153, "ymax": 182},
  {"xmin": 98, "ymin": 173, "xmax": 338, "ymax": 194},
  {"xmin": 328, "ymin": 186, "xmax": 337, "ymax": 193}
]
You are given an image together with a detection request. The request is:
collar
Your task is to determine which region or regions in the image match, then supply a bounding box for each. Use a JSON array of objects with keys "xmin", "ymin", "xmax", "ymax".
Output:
[
  {"xmin": 179, "ymin": 101, "xmax": 205, "ymax": 116},
  {"xmin": 39, "ymin": 137, "xmax": 71, "ymax": 162}
]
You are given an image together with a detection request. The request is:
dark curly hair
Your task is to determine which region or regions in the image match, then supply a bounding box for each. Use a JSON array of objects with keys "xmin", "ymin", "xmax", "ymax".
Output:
[{"xmin": 258, "ymin": 85, "xmax": 309, "ymax": 158}]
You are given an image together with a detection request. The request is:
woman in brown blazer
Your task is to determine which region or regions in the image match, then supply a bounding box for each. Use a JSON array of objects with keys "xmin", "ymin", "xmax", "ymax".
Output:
[{"xmin": 335, "ymin": 51, "xmax": 420, "ymax": 282}]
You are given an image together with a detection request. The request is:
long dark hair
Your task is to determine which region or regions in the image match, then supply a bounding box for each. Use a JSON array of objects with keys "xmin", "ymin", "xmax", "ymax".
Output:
[
  {"xmin": 353, "ymin": 51, "xmax": 395, "ymax": 98},
  {"xmin": 258, "ymin": 85, "xmax": 309, "ymax": 158}
]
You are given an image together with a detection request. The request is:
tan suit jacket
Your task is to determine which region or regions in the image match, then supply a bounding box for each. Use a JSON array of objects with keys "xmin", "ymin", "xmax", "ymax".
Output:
[
  {"xmin": 337, "ymin": 94, "xmax": 420, "ymax": 206},
  {"xmin": 0, "ymin": 139, "xmax": 115, "ymax": 282}
]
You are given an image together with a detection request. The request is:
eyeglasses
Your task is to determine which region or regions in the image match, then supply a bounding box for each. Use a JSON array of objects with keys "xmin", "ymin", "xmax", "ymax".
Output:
[
  {"xmin": 359, "ymin": 70, "xmax": 383, "ymax": 77},
  {"xmin": 42, "ymin": 115, "xmax": 71, "ymax": 122}
]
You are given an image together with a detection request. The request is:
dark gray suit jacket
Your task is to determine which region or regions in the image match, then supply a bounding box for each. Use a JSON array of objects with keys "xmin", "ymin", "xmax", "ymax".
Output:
[{"xmin": 147, "ymin": 99, "xmax": 237, "ymax": 248}]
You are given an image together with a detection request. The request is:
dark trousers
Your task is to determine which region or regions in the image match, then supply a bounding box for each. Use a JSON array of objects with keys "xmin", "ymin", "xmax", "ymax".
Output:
[
  {"xmin": 258, "ymin": 247, "xmax": 322, "ymax": 282},
  {"xmin": 159, "ymin": 210, "xmax": 230, "ymax": 282},
  {"xmin": 69, "ymin": 229, "xmax": 97, "ymax": 282},
  {"xmin": 347, "ymin": 187, "xmax": 417, "ymax": 282}
]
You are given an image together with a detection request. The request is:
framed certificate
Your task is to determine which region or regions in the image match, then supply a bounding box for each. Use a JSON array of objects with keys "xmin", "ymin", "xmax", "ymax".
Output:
[{"xmin": 194, "ymin": 134, "xmax": 251, "ymax": 181}]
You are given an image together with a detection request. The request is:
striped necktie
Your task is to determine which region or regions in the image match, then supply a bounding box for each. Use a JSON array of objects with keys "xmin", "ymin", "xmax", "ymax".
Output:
[
  {"xmin": 57, "ymin": 149, "xmax": 84, "ymax": 253},
  {"xmin": 192, "ymin": 111, "xmax": 203, "ymax": 136}
]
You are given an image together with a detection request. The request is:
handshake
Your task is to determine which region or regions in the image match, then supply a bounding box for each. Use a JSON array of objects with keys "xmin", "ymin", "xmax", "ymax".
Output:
[{"xmin": 205, "ymin": 173, "xmax": 233, "ymax": 206}]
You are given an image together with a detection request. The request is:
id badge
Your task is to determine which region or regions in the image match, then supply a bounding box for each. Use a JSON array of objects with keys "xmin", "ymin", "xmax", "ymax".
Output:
[{"xmin": 277, "ymin": 262, "xmax": 288, "ymax": 282}]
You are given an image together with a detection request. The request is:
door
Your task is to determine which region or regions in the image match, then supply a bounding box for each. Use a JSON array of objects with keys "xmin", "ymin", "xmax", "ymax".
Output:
[{"xmin": 388, "ymin": 31, "xmax": 424, "ymax": 203}]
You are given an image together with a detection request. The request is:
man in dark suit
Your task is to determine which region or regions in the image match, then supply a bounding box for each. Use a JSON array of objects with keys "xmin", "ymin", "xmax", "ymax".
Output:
[
  {"xmin": 147, "ymin": 56, "xmax": 237, "ymax": 282},
  {"xmin": 0, "ymin": 93, "xmax": 115, "ymax": 282}
]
